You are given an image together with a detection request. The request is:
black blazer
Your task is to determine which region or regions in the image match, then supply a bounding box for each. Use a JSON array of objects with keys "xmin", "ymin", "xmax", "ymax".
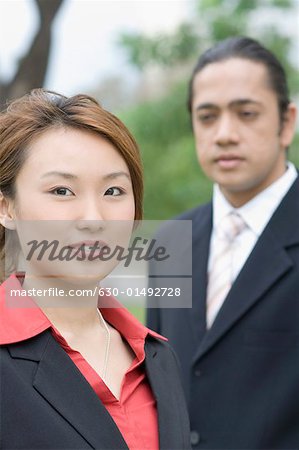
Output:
[
  {"xmin": 0, "ymin": 329, "xmax": 191, "ymax": 449},
  {"xmin": 147, "ymin": 176, "xmax": 299, "ymax": 449}
]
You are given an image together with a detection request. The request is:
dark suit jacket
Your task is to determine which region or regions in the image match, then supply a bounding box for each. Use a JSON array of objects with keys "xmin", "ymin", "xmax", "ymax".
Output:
[
  {"xmin": 0, "ymin": 329, "xmax": 191, "ymax": 449},
  {"xmin": 147, "ymin": 176, "xmax": 299, "ymax": 449}
]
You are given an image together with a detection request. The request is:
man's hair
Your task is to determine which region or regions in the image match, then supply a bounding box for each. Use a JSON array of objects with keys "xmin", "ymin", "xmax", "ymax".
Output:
[{"xmin": 187, "ymin": 36, "xmax": 290, "ymax": 122}]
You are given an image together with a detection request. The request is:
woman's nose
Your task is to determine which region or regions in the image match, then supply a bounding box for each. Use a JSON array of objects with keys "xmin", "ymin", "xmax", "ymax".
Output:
[{"xmin": 75, "ymin": 199, "xmax": 106, "ymax": 232}]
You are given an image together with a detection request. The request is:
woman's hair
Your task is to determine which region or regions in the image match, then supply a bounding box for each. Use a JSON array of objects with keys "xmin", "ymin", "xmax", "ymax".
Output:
[{"xmin": 0, "ymin": 89, "xmax": 143, "ymax": 281}]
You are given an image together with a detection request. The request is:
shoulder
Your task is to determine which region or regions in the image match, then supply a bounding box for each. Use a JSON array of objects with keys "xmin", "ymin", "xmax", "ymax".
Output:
[
  {"xmin": 155, "ymin": 202, "xmax": 212, "ymax": 238},
  {"xmin": 152, "ymin": 203, "xmax": 212, "ymax": 249},
  {"xmin": 144, "ymin": 334, "xmax": 182, "ymax": 370},
  {"xmin": 174, "ymin": 201, "xmax": 212, "ymax": 221},
  {"xmin": 287, "ymin": 171, "xmax": 299, "ymax": 198},
  {"xmin": 144, "ymin": 335, "xmax": 191, "ymax": 448},
  {"xmin": 144, "ymin": 335, "xmax": 187, "ymax": 404},
  {"xmin": 280, "ymin": 176, "xmax": 299, "ymax": 221}
]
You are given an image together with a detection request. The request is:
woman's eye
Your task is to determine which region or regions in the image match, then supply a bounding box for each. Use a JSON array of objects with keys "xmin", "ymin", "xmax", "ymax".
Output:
[
  {"xmin": 104, "ymin": 187, "xmax": 123, "ymax": 196},
  {"xmin": 50, "ymin": 187, "xmax": 74, "ymax": 196}
]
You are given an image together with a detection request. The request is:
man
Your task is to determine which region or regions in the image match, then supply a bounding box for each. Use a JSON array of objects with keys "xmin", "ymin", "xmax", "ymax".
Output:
[{"xmin": 147, "ymin": 37, "xmax": 299, "ymax": 449}]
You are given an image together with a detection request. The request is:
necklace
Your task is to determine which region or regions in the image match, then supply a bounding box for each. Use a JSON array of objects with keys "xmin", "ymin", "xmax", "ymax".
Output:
[{"xmin": 97, "ymin": 308, "xmax": 111, "ymax": 382}]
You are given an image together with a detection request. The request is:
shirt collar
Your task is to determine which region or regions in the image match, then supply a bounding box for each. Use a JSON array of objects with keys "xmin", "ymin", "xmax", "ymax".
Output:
[
  {"xmin": 212, "ymin": 162, "xmax": 298, "ymax": 236},
  {"xmin": 0, "ymin": 273, "xmax": 165, "ymax": 346}
]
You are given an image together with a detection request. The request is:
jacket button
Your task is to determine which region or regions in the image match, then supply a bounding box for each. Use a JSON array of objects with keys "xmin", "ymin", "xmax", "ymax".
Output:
[
  {"xmin": 190, "ymin": 430, "xmax": 200, "ymax": 445},
  {"xmin": 194, "ymin": 368, "xmax": 201, "ymax": 377}
]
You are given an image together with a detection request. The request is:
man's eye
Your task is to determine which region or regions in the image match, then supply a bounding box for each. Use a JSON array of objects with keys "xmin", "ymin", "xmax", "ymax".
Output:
[
  {"xmin": 50, "ymin": 187, "xmax": 74, "ymax": 196},
  {"xmin": 198, "ymin": 113, "xmax": 217, "ymax": 123},
  {"xmin": 240, "ymin": 111, "xmax": 258, "ymax": 119},
  {"xmin": 104, "ymin": 187, "xmax": 124, "ymax": 196}
]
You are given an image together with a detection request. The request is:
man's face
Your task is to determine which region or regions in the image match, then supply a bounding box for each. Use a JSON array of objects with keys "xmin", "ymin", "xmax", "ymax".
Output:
[{"xmin": 191, "ymin": 58, "xmax": 296, "ymax": 207}]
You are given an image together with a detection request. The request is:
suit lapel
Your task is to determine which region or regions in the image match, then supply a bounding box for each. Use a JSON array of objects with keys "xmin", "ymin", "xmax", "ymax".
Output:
[
  {"xmin": 194, "ymin": 231, "xmax": 293, "ymax": 361},
  {"xmin": 145, "ymin": 343, "xmax": 182, "ymax": 450},
  {"xmin": 188, "ymin": 203, "xmax": 212, "ymax": 344},
  {"xmin": 193, "ymin": 177, "xmax": 299, "ymax": 362},
  {"xmin": 9, "ymin": 330, "xmax": 128, "ymax": 449}
]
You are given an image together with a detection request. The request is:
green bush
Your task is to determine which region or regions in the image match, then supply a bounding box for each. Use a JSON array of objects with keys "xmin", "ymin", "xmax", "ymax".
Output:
[{"xmin": 120, "ymin": 83, "xmax": 212, "ymax": 219}]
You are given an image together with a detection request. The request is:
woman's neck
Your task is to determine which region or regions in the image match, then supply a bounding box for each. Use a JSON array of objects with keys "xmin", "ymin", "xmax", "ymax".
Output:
[{"xmin": 22, "ymin": 274, "xmax": 101, "ymax": 332}]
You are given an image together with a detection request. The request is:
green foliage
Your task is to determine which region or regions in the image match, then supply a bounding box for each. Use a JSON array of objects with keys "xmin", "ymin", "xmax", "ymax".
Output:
[
  {"xmin": 119, "ymin": 23, "xmax": 199, "ymax": 69},
  {"xmin": 120, "ymin": 83, "xmax": 190, "ymax": 147},
  {"xmin": 209, "ymin": 16, "xmax": 247, "ymax": 40},
  {"xmin": 290, "ymin": 133, "xmax": 299, "ymax": 167},
  {"xmin": 256, "ymin": 28, "xmax": 299, "ymax": 96},
  {"xmin": 125, "ymin": 304, "xmax": 145, "ymax": 323},
  {"xmin": 119, "ymin": 0, "xmax": 299, "ymax": 92},
  {"xmin": 234, "ymin": 0, "xmax": 259, "ymax": 13},
  {"xmin": 199, "ymin": 0, "xmax": 222, "ymax": 8},
  {"xmin": 120, "ymin": 83, "xmax": 213, "ymax": 219},
  {"xmin": 118, "ymin": 34, "xmax": 152, "ymax": 69},
  {"xmin": 272, "ymin": 0, "xmax": 293, "ymax": 7}
]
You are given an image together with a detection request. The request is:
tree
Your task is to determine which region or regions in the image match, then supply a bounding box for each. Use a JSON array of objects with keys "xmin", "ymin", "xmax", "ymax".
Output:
[
  {"xmin": 119, "ymin": 22, "xmax": 199, "ymax": 70},
  {"xmin": 119, "ymin": 0, "xmax": 299, "ymax": 95},
  {"xmin": 0, "ymin": 0, "xmax": 64, "ymax": 107}
]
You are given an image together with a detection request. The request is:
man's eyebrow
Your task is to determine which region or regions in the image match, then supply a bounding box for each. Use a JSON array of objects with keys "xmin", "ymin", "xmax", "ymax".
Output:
[
  {"xmin": 195, "ymin": 99, "xmax": 262, "ymax": 111},
  {"xmin": 229, "ymin": 99, "xmax": 263, "ymax": 107},
  {"xmin": 40, "ymin": 171, "xmax": 131, "ymax": 181},
  {"xmin": 195, "ymin": 103, "xmax": 218, "ymax": 111}
]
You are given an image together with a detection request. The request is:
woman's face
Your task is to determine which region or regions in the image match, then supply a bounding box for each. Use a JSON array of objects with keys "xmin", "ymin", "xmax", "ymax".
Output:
[{"xmin": 9, "ymin": 126, "xmax": 136, "ymax": 284}]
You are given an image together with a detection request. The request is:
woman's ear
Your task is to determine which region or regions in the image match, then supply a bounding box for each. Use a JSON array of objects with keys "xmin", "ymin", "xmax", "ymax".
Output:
[{"xmin": 0, "ymin": 192, "xmax": 16, "ymax": 230}]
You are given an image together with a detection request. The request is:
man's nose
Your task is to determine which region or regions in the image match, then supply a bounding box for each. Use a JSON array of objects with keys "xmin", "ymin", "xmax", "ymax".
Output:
[{"xmin": 213, "ymin": 114, "xmax": 240, "ymax": 146}]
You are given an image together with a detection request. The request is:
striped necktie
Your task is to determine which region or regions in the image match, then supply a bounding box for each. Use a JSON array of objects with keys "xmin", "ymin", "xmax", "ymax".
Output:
[{"xmin": 206, "ymin": 212, "xmax": 246, "ymax": 328}]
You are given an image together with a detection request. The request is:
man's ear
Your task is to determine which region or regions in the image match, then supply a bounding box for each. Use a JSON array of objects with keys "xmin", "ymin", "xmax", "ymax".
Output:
[
  {"xmin": 280, "ymin": 102, "xmax": 297, "ymax": 149},
  {"xmin": 0, "ymin": 192, "xmax": 16, "ymax": 230}
]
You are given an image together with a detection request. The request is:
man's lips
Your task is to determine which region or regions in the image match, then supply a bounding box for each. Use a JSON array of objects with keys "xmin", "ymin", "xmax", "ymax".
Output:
[{"xmin": 215, "ymin": 154, "xmax": 244, "ymax": 169}]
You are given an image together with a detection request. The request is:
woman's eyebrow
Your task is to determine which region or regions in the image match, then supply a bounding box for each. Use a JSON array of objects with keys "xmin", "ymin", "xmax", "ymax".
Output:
[
  {"xmin": 41, "ymin": 171, "xmax": 77, "ymax": 180},
  {"xmin": 40, "ymin": 171, "xmax": 130, "ymax": 180},
  {"xmin": 102, "ymin": 171, "xmax": 131, "ymax": 181}
]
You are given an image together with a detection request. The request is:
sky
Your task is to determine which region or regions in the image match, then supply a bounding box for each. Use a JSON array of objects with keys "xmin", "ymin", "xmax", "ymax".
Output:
[
  {"xmin": 0, "ymin": 0, "xmax": 192, "ymax": 95},
  {"xmin": 0, "ymin": 0, "xmax": 298, "ymax": 100}
]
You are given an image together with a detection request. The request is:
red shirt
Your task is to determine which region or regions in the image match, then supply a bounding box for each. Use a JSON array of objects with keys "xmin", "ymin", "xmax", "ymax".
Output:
[{"xmin": 0, "ymin": 274, "xmax": 166, "ymax": 450}]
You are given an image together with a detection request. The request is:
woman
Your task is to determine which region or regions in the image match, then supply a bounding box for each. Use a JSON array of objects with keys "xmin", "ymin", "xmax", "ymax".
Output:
[{"xmin": 0, "ymin": 89, "xmax": 190, "ymax": 449}]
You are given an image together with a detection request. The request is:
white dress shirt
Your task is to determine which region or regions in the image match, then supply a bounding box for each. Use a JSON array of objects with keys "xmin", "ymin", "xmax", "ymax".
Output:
[{"xmin": 208, "ymin": 162, "xmax": 298, "ymax": 283}]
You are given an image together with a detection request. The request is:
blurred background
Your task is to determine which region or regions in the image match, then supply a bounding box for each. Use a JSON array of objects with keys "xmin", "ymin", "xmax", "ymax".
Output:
[
  {"xmin": 0, "ymin": 0, "xmax": 298, "ymax": 220},
  {"xmin": 1, "ymin": 0, "xmax": 298, "ymax": 321}
]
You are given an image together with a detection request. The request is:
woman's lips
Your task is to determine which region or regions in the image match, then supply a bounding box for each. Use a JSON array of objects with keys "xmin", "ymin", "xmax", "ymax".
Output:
[
  {"xmin": 67, "ymin": 241, "xmax": 110, "ymax": 257},
  {"xmin": 68, "ymin": 240, "xmax": 107, "ymax": 248}
]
